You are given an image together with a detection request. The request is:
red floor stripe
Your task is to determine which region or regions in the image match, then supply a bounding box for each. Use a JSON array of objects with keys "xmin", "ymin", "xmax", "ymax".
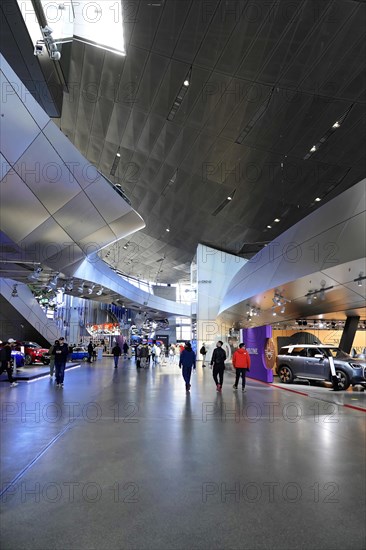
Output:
[
  {"xmin": 343, "ymin": 404, "xmax": 366, "ymax": 412},
  {"xmin": 271, "ymin": 384, "xmax": 309, "ymax": 396},
  {"xmin": 249, "ymin": 378, "xmax": 366, "ymax": 410}
]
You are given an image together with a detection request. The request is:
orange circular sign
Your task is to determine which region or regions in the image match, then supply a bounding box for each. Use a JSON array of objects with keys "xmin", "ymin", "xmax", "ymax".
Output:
[{"xmin": 264, "ymin": 338, "xmax": 276, "ymax": 370}]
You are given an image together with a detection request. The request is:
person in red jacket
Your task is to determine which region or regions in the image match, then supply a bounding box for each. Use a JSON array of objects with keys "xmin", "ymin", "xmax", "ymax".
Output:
[{"xmin": 232, "ymin": 343, "xmax": 251, "ymax": 391}]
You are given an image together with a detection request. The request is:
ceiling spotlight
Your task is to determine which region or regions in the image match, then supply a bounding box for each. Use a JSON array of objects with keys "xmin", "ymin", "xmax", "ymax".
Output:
[
  {"xmin": 315, "ymin": 197, "xmax": 321, "ymax": 202},
  {"xmin": 332, "ymin": 121, "xmax": 340, "ymax": 128},
  {"xmin": 66, "ymin": 280, "xmax": 73, "ymax": 291},
  {"xmin": 49, "ymin": 275, "xmax": 58, "ymax": 288},
  {"xmin": 116, "ymin": 152, "xmax": 121, "ymax": 158},
  {"xmin": 272, "ymin": 311, "xmax": 277, "ymax": 316},
  {"xmin": 183, "ymin": 79, "xmax": 190, "ymax": 87},
  {"xmin": 11, "ymin": 284, "xmax": 18, "ymax": 298},
  {"xmin": 96, "ymin": 287, "xmax": 104, "ymax": 296},
  {"xmin": 78, "ymin": 282, "xmax": 85, "ymax": 293},
  {"xmin": 29, "ymin": 266, "xmax": 43, "ymax": 281},
  {"xmin": 267, "ymin": 225, "xmax": 272, "ymax": 229},
  {"xmin": 310, "ymin": 145, "xmax": 317, "ymax": 152},
  {"xmin": 307, "ymin": 295, "xmax": 312, "ymax": 305},
  {"xmin": 166, "ymin": 228, "xmax": 170, "ymax": 232},
  {"xmin": 227, "ymin": 196, "xmax": 232, "ymax": 201},
  {"xmin": 280, "ymin": 306, "xmax": 286, "ymax": 314},
  {"xmin": 274, "ymin": 218, "xmax": 280, "ymax": 223}
]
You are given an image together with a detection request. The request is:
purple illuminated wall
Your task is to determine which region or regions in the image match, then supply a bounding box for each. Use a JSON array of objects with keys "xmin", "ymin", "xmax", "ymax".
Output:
[{"xmin": 240, "ymin": 326, "xmax": 274, "ymax": 383}]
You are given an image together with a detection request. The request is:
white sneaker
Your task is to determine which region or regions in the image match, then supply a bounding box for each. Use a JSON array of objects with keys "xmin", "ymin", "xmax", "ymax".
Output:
[{"xmin": 10, "ymin": 382, "xmax": 18, "ymax": 387}]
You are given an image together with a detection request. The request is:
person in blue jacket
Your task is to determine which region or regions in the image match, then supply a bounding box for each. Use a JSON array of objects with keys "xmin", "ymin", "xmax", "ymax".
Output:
[{"xmin": 179, "ymin": 341, "xmax": 196, "ymax": 392}]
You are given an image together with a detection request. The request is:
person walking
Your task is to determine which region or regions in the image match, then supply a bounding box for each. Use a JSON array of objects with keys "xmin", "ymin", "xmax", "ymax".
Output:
[
  {"xmin": 200, "ymin": 343, "xmax": 207, "ymax": 367},
  {"xmin": 232, "ymin": 343, "xmax": 251, "ymax": 392},
  {"xmin": 0, "ymin": 339, "xmax": 18, "ymax": 387},
  {"xmin": 210, "ymin": 341, "xmax": 226, "ymax": 392},
  {"xmin": 48, "ymin": 340, "xmax": 57, "ymax": 378},
  {"xmin": 53, "ymin": 340, "xmax": 65, "ymax": 388},
  {"xmin": 123, "ymin": 341, "xmax": 129, "ymax": 358},
  {"xmin": 87, "ymin": 340, "xmax": 94, "ymax": 363},
  {"xmin": 140, "ymin": 344, "xmax": 149, "ymax": 368},
  {"xmin": 179, "ymin": 342, "xmax": 196, "ymax": 392},
  {"xmin": 112, "ymin": 342, "xmax": 122, "ymax": 368}
]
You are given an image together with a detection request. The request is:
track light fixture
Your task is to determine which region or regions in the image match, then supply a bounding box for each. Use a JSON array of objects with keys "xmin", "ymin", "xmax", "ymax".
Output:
[
  {"xmin": 49, "ymin": 274, "xmax": 59, "ymax": 288},
  {"xmin": 96, "ymin": 287, "xmax": 104, "ymax": 296},
  {"xmin": 272, "ymin": 290, "xmax": 291, "ymax": 313},
  {"xmin": 11, "ymin": 284, "xmax": 18, "ymax": 298},
  {"xmin": 28, "ymin": 265, "xmax": 43, "ymax": 281},
  {"xmin": 305, "ymin": 282, "xmax": 334, "ymax": 304},
  {"xmin": 354, "ymin": 272, "xmax": 365, "ymax": 287}
]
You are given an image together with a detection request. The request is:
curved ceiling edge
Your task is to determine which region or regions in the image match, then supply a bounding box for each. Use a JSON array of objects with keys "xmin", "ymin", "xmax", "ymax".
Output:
[{"xmin": 220, "ymin": 178, "xmax": 366, "ymax": 315}]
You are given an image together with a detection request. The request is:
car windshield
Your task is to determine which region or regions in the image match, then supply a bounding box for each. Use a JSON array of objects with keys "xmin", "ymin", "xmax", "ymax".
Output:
[
  {"xmin": 25, "ymin": 343, "xmax": 41, "ymax": 349},
  {"xmin": 325, "ymin": 348, "xmax": 352, "ymax": 360}
]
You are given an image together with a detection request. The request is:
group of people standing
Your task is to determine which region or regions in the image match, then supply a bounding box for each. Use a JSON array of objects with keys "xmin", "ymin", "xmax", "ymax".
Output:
[{"xmin": 179, "ymin": 340, "xmax": 251, "ymax": 393}]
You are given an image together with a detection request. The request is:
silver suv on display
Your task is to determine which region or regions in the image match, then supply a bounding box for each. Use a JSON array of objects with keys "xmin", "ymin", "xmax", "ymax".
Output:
[{"xmin": 276, "ymin": 345, "xmax": 366, "ymax": 390}]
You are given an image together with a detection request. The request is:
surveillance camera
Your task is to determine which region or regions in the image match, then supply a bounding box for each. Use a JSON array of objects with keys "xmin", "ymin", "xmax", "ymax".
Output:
[
  {"xmin": 50, "ymin": 50, "xmax": 61, "ymax": 61},
  {"xmin": 34, "ymin": 42, "xmax": 44, "ymax": 56}
]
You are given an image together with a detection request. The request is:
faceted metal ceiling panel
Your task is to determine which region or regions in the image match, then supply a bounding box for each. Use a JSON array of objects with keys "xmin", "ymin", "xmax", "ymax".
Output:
[{"xmin": 53, "ymin": 0, "xmax": 366, "ymax": 287}]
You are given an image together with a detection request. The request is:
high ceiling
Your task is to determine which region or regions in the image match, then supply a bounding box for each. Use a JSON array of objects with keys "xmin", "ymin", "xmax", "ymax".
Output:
[
  {"xmin": 0, "ymin": 0, "xmax": 365, "ymax": 329},
  {"xmin": 57, "ymin": 0, "xmax": 366, "ymax": 284}
]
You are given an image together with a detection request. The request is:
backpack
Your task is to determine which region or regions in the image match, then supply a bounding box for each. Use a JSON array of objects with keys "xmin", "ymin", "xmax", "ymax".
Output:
[{"xmin": 200, "ymin": 346, "xmax": 206, "ymax": 354}]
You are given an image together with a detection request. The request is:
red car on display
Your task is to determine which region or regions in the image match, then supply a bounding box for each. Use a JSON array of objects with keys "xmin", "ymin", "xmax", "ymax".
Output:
[{"xmin": 16, "ymin": 341, "xmax": 50, "ymax": 366}]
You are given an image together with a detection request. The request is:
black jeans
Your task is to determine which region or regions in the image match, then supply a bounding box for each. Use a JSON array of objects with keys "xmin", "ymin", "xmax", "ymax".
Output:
[
  {"xmin": 0, "ymin": 362, "xmax": 15, "ymax": 383},
  {"xmin": 213, "ymin": 364, "xmax": 224, "ymax": 386},
  {"xmin": 55, "ymin": 362, "xmax": 65, "ymax": 384},
  {"xmin": 234, "ymin": 368, "xmax": 247, "ymax": 388}
]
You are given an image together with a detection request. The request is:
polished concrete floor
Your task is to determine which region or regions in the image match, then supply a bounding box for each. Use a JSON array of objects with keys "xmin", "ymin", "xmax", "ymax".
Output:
[{"xmin": 1, "ymin": 358, "xmax": 365, "ymax": 550}]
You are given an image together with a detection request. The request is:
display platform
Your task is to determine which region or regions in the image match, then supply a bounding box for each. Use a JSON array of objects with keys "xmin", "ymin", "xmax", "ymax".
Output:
[{"xmin": 0, "ymin": 362, "xmax": 81, "ymax": 382}]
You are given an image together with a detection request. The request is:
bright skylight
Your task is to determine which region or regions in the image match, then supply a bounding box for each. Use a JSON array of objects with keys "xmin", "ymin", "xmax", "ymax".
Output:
[{"xmin": 17, "ymin": 0, "xmax": 125, "ymax": 56}]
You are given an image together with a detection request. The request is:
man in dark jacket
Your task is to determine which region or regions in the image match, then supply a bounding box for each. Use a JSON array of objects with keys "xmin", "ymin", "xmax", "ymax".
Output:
[
  {"xmin": 0, "ymin": 339, "xmax": 18, "ymax": 387},
  {"xmin": 87, "ymin": 340, "xmax": 94, "ymax": 363},
  {"xmin": 210, "ymin": 341, "xmax": 226, "ymax": 392},
  {"xmin": 112, "ymin": 342, "xmax": 122, "ymax": 368},
  {"xmin": 179, "ymin": 342, "xmax": 196, "ymax": 391},
  {"xmin": 53, "ymin": 339, "xmax": 68, "ymax": 388}
]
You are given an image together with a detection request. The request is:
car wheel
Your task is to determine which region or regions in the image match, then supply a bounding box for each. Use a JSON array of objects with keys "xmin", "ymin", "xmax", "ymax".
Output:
[
  {"xmin": 335, "ymin": 370, "xmax": 350, "ymax": 390},
  {"xmin": 25, "ymin": 354, "xmax": 32, "ymax": 365},
  {"xmin": 82, "ymin": 357, "xmax": 88, "ymax": 362},
  {"xmin": 278, "ymin": 365, "xmax": 293, "ymax": 384},
  {"xmin": 42, "ymin": 358, "xmax": 50, "ymax": 365}
]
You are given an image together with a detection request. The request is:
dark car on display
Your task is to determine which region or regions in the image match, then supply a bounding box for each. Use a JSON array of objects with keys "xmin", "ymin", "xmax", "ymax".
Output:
[
  {"xmin": 276, "ymin": 344, "xmax": 366, "ymax": 390},
  {"xmin": 16, "ymin": 342, "xmax": 50, "ymax": 365}
]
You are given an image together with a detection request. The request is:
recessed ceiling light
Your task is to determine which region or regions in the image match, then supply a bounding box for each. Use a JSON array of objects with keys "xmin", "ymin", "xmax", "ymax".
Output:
[
  {"xmin": 267, "ymin": 225, "xmax": 272, "ymax": 229},
  {"xmin": 332, "ymin": 121, "xmax": 340, "ymax": 128},
  {"xmin": 116, "ymin": 153, "xmax": 121, "ymax": 158},
  {"xmin": 274, "ymin": 218, "xmax": 280, "ymax": 223},
  {"xmin": 315, "ymin": 197, "xmax": 321, "ymax": 202},
  {"xmin": 310, "ymin": 145, "xmax": 317, "ymax": 152},
  {"xmin": 183, "ymin": 79, "xmax": 190, "ymax": 87},
  {"xmin": 166, "ymin": 228, "xmax": 170, "ymax": 232},
  {"xmin": 227, "ymin": 196, "xmax": 232, "ymax": 201}
]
